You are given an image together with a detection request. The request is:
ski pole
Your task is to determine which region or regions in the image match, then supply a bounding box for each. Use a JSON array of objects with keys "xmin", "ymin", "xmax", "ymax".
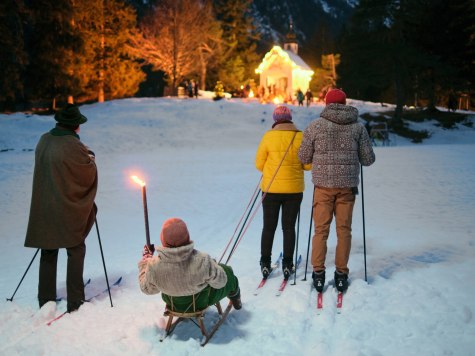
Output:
[
  {"xmin": 361, "ymin": 164, "xmax": 368, "ymax": 283},
  {"xmin": 224, "ymin": 132, "xmax": 298, "ymax": 264},
  {"xmin": 94, "ymin": 217, "xmax": 113, "ymax": 307},
  {"xmin": 291, "ymin": 207, "xmax": 300, "ymax": 286},
  {"xmin": 221, "ymin": 189, "xmax": 260, "ymax": 264},
  {"xmin": 225, "ymin": 191, "xmax": 265, "ymax": 265},
  {"xmin": 302, "ymin": 187, "xmax": 316, "ymax": 281},
  {"xmin": 6, "ymin": 248, "xmax": 40, "ymax": 302},
  {"xmin": 218, "ymin": 177, "xmax": 261, "ymax": 264}
]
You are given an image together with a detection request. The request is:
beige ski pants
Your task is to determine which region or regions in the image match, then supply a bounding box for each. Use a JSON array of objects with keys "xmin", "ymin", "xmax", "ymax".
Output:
[{"xmin": 311, "ymin": 187, "xmax": 356, "ymax": 275}]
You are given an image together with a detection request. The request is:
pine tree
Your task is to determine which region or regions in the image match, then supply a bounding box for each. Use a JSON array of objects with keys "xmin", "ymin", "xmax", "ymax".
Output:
[
  {"xmin": 339, "ymin": 0, "xmax": 474, "ymax": 114},
  {"xmin": 72, "ymin": 0, "xmax": 144, "ymax": 102},
  {"xmin": 0, "ymin": 0, "xmax": 28, "ymax": 111},
  {"xmin": 404, "ymin": 0, "xmax": 474, "ymax": 109},
  {"xmin": 339, "ymin": 0, "xmax": 425, "ymax": 123},
  {"xmin": 212, "ymin": 0, "xmax": 261, "ymax": 91},
  {"xmin": 311, "ymin": 54, "xmax": 340, "ymax": 95},
  {"xmin": 24, "ymin": 0, "xmax": 81, "ymax": 108},
  {"xmin": 339, "ymin": 1, "xmax": 392, "ymax": 99}
]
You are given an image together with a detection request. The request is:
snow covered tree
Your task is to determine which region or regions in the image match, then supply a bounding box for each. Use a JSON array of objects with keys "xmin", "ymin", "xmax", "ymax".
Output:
[{"xmin": 213, "ymin": 80, "xmax": 225, "ymax": 100}]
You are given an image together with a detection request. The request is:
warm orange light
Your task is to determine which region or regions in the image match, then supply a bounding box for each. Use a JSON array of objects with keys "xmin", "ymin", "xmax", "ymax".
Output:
[
  {"xmin": 273, "ymin": 97, "xmax": 280, "ymax": 105},
  {"xmin": 249, "ymin": 89, "xmax": 254, "ymax": 98},
  {"xmin": 131, "ymin": 175, "xmax": 146, "ymax": 187}
]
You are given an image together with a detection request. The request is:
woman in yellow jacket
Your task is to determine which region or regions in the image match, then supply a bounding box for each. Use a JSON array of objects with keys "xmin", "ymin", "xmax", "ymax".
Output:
[{"xmin": 255, "ymin": 106, "xmax": 311, "ymax": 280}]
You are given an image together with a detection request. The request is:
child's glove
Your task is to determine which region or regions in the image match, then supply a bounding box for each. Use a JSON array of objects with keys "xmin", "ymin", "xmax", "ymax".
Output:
[{"xmin": 142, "ymin": 244, "xmax": 155, "ymax": 259}]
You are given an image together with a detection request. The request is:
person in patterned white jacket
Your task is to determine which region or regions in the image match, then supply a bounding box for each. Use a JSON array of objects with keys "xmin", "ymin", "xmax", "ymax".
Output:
[{"xmin": 298, "ymin": 88, "xmax": 375, "ymax": 293}]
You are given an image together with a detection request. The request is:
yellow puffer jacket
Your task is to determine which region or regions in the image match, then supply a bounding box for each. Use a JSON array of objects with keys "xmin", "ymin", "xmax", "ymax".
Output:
[{"xmin": 255, "ymin": 122, "xmax": 311, "ymax": 193}]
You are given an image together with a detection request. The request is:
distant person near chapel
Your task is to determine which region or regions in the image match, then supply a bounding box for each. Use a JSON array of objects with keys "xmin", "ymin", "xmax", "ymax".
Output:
[
  {"xmin": 138, "ymin": 218, "xmax": 242, "ymax": 313},
  {"xmin": 296, "ymin": 89, "xmax": 304, "ymax": 106},
  {"xmin": 25, "ymin": 104, "xmax": 98, "ymax": 313},
  {"xmin": 305, "ymin": 89, "xmax": 313, "ymax": 107},
  {"xmin": 298, "ymin": 88, "xmax": 375, "ymax": 293}
]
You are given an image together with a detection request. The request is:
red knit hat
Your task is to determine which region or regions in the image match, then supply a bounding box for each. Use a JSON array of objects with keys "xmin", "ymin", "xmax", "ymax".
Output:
[
  {"xmin": 325, "ymin": 89, "xmax": 346, "ymax": 105},
  {"xmin": 160, "ymin": 218, "xmax": 190, "ymax": 248}
]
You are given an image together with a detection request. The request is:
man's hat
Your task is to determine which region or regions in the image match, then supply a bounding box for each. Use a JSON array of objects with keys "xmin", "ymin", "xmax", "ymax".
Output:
[{"xmin": 54, "ymin": 104, "xmax": 88, "ymax": 125}]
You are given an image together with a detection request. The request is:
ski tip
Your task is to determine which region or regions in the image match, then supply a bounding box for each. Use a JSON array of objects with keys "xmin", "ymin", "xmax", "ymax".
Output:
[
  {"xmin": 46, "ymin": 311, "xmax": 68, "ymax": 326},
  {"xmin": 116, "ymin": 277, "xmax": 123, "ymax": 284}
]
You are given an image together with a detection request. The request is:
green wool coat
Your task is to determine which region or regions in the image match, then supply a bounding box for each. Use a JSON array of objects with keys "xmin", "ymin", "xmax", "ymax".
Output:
[{"xmin": 25, "ymin": 128, "xmax": 98, "ymax": 249}]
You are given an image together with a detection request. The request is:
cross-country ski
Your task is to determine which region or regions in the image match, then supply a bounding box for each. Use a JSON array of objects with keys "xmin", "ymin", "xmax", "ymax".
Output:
[
  {"xmin": 275, "ymin": 255, "xmax": 301, "ymax": 296},
  {"xmin": 254, "ymin": 252, "xmax": 282, "ymax": 296},
  {"xmin": 46, "ymin": 277, "xmax": 123, "ymax": 326}
]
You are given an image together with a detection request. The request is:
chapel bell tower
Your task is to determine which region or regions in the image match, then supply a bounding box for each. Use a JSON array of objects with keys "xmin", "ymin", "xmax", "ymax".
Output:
[{"xmin": 283, "ymin": 18, "xmax": 298, "ymax": 55}]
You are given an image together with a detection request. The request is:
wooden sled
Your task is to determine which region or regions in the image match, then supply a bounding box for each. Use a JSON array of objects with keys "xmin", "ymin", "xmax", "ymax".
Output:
[{"xmin": 160, "ymin": 300, "xmax": 233, "ymax": 347}]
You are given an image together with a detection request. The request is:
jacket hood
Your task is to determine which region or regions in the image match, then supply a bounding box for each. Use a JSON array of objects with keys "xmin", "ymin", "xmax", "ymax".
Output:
[
  {"xmin": 157, "ymin": 241, "xmax": 195, "ymax": 262},
  {"xmin": 321, "ymin": 104, "xmax": 359, "ymax": 125}
]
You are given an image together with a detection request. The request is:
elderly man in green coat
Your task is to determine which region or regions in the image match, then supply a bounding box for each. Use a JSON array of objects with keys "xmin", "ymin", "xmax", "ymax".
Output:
[{"xmin": 25, "ymin": 104, "xmax": 98, "ymax": 312}]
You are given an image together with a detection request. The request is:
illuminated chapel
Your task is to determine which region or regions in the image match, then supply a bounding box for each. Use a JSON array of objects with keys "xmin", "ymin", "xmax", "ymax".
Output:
[{"xmin": 255, "ymin": 22, "xmax": 314, "ymax": 102}]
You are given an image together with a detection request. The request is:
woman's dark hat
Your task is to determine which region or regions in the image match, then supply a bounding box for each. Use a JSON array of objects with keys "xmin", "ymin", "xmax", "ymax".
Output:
[{"xmin": 54, "ymin": 104, "xmax": 88, "ymax": 125}]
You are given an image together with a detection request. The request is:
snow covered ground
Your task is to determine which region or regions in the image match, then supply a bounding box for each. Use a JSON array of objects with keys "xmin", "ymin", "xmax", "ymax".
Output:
[{"xmin": 1, "ymin": 96, "xmax": 474, "ymax": 355}]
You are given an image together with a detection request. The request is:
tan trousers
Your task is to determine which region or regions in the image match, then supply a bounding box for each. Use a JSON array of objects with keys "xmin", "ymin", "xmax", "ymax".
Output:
[{"xmin": 311, "ymin": 187, "xmax": 356, "ymax": 275}]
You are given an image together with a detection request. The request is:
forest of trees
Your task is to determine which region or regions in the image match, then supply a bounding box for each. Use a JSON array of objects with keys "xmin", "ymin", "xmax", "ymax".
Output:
[
  {"xmin": 337, "ymin": 0, "xmax": 475, "ymax": 122},
  {"xmin": 0, "ymin": 0, "xmax": 473, "ymax": 113},
  {"xmin": 0, "ymin": 0, "xmax": 260, "ymax": 111}
]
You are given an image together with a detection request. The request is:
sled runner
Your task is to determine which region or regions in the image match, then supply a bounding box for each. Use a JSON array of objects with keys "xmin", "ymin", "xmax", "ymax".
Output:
[{"xmin": 160, "ymin": 300, "xmax": 233, "ymax": 347}]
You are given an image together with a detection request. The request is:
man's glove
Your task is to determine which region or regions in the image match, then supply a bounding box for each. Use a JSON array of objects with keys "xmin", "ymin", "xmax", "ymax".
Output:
[
  {"xmin": 86, "ymin": 146, "xmax": 95, "ymax": 161},
  {"xmin": 142, "ymin": 244, "xmax": 155, "ymax": 259},
  {"xmin": 88, "ymin": 151, "xmax": 95, "ymax": 161}
]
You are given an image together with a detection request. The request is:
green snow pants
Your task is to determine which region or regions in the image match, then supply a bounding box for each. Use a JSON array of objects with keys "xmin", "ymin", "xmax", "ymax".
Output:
[{"xmin": 161, "ymin": 264, "xmax": 239, "ymax": 313}]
